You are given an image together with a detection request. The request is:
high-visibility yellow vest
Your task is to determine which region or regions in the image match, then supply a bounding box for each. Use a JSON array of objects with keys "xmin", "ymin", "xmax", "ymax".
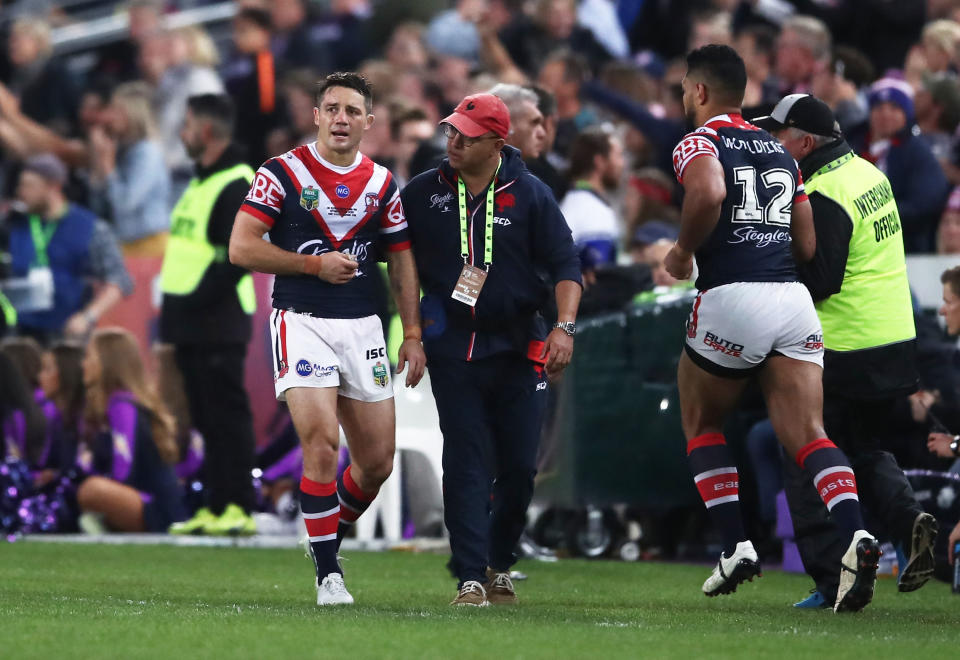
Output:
[
  {"xmin": 805, "ymin": 152, "xmax": 914, "ymax": 351},
  {"xmin": 160, "ymin": 163, "xmax": 256, "ymax": 314}
]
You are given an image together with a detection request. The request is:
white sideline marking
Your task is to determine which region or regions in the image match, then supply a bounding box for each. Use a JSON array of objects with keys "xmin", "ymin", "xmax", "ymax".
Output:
[{"xmin": 19, "ymin": 534, "xmax": 451, "ymax": 552}]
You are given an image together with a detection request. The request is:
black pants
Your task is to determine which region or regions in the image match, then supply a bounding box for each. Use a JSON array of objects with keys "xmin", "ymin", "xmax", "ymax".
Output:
[
  {"xmin": 428, "ymin": 354, "xmax": 548, "ymax": 586},
  {"xmin": 175, "ymin": 343, "xmax": 256, "ymax": 514},
  {"xmin": 783, "ymin": 395, "xmax": 923, "ymax": 600}
]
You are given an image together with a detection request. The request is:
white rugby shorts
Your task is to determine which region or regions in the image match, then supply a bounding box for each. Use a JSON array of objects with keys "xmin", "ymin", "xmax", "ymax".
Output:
[
  {"xmin": 270, "ymin": 310, "xmax": 393, "ymax": 402},
  {"xmin": 684, "ymin": 281, "xmax": 823, "ymax": 377}
]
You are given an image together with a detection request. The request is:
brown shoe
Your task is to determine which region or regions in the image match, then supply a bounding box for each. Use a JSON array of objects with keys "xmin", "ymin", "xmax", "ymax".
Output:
[
  {"xmin": 450, "ymin": 580, "xmax": 488, "ymax": 607},
  {"xmin": 484, "ymin": 568, "xmax": 518, "ymax": 605}
]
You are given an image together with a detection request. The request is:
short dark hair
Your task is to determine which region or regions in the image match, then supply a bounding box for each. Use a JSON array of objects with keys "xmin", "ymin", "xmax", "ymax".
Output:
[
  {"xmin": 526, "ymin": 84, "xmax": 557, "ymax": 118},
  {"xmin": 235, "ymin": 7, "xmax": 271, "ymax": 31},
  {"xmin": 941, "ymin": 266, "xmax": 960, "ymax": 297},
  {"xmin": 186, "ymin": 94, "xmax": 235, "ymax": 138},
  {"xmin": 316, "ymin": 72, "xmax": 374, "ymax": 114},
  {"xmin": 389, "ymin": 106, "xmax": 429, "ymax": 140},
  {"xmin": 738, "ymin": 24, "xmax": 777, "ymax": 60},
  {"xmin": 542, "ymin": 48, "xmax": 589, "ymax": 86},
  {"xmin": 567, "ymin": 127, "xmax": 612, "ymax": 181},
  {"xmin": 686, "ymin": 44, "xmax": 747, "ymax": 107},
  {"xmin": 831, "ymin": 46, "xmax": 875, "ymax": 88}
]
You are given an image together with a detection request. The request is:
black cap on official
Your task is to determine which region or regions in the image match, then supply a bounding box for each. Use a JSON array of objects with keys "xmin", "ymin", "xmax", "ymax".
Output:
[{"xmin": 753, "ymin": 94, "xmax": 841, "ymax": 138}]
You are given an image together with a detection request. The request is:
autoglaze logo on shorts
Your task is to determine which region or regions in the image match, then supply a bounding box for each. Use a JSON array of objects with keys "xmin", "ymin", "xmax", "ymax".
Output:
[
  {"xmin": 335, "ymin": 184, "xmax": 350, "ymax": 199},
  {"xmin": 296, "ymin": 359, "xmax": 313, "ymax": 376},
  {"xmin": 703, "ymin": 332, "xmax": 744, "ymax": 357}
]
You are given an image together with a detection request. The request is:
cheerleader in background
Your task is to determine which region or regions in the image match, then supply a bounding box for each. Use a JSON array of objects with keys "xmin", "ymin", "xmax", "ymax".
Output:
[
  {"xmin": 0, "ymin": 349, "xmax": 46, "ymax": 465},
  {"xmin": 3, "ymin": 337, "xmax": 80, "ymax": 481},
  {"xmin": 77, "ymin": 328, "xmax": 185, "ymax": 532},
  {"xmin": 36, "ymin": 342, "xmax": 86, "ymax": 482}
]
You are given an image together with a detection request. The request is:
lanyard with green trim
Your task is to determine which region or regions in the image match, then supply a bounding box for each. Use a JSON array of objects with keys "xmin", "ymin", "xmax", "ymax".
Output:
[
  {"xmin": 28, "ymin": 215, "xmax": 58, "ymax": 268},
  {"xmin": 458, "ymin": 160, "xmax": 501, "ymax": 270}
]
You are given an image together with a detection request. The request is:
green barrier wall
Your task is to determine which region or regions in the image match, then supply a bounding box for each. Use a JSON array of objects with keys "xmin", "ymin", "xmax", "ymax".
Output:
[{"xmin": 536, "ymin": 292, "xmax": 702, "ymax": 509}]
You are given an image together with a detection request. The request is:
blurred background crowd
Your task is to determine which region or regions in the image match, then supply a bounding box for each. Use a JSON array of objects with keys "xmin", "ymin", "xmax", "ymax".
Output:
[{"xmin": 1, "ymin": 0, "xmax": 960, "ymax": 565}]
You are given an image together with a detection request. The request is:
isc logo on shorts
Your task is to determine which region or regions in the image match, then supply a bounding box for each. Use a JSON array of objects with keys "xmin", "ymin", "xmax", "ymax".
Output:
[{"xmin": 703, "ymin": 331, "xmax": 744, "ymax": 357}]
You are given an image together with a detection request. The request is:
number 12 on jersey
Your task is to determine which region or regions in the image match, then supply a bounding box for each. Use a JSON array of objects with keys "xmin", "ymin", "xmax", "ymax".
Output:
[{"xmin": 731, "ymin": 166, "xmax": 795, "ymax": 226}]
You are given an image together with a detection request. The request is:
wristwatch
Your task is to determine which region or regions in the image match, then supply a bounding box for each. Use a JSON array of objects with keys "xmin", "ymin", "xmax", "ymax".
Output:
[
  {"xmin": 553, "ymin": 321, "xmax": 576, "ymax": 337},
  {"xmin": 951, "ymin": 435, "xmax": 960, "ymax": 457}
]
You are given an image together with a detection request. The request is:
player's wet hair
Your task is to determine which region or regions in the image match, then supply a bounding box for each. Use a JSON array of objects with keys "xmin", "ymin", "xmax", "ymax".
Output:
[
  {"xmin": 316, "ymin": 72, "xmax": 374, "ymax": 114},
  {"xmin": 186, "ymin": 94, "xmax": 235, "ymax": 138},
  {"xmin": 686, "ymin": 44, "xmax": 747, "ymax": 107}
]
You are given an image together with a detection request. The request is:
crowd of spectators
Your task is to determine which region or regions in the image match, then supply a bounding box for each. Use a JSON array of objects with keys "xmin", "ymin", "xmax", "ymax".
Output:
[{"xmin": 1, "ymin": 0, "xmax": 960, "ymax": 552}]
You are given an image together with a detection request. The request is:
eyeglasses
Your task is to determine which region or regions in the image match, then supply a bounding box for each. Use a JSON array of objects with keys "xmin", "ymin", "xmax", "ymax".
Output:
[{"xmin": 442, "ymin": 124, "xmax": 498, "ymax": 147}]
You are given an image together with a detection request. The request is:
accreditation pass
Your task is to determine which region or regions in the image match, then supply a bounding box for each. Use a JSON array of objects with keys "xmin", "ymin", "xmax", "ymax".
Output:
[{"xmin": 451, "ymin": 264, "xmax": 487, "ymax": 307}]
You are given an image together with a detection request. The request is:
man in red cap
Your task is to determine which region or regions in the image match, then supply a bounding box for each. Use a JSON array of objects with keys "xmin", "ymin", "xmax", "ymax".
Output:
[{"xmin": 402, "ymin": 93, "xmax": 582, "ymax": 606}]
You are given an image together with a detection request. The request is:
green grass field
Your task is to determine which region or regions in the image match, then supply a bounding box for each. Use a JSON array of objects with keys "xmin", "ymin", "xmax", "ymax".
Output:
[{"xmin": 0, "ymin": 542, "xmax": 956, "ymax": 659}]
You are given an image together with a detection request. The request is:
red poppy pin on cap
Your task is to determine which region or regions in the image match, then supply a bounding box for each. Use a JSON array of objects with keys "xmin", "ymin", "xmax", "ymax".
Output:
[{"xmin": 441, "ymin": 93, "xmax": 511, "ymax": 139}]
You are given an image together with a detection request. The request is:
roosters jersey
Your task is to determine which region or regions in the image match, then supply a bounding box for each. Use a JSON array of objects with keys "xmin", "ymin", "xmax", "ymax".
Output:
[
  {"xmin": 240, "ymin": 143, "xmax": 409, "ymax": 318},
  {"xmin": 672, "ymin": 113, "xmax": 808, "ymax": 290}
]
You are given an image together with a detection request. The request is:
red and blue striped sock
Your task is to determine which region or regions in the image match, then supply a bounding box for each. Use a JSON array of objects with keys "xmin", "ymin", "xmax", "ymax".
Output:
[
  {"xmin": 796, "ymin": 438, "xmax": 864, "ymax": 541},
  {"xmin": 300, "ymin": 476, "xmax": 341, "ymax": 579},
  {"xmin": 687, "ymin": 432, "xmax": 746, "ymax": 556},
  {"xmin": 336, "ymin": 465, "xmax": 378, "ymax": 550}
]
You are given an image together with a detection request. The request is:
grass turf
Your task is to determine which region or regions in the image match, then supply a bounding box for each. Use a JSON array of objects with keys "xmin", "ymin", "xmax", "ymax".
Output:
[{"xmin": 0, "ymin": 542, "xmax": 956, "ymax": 659}]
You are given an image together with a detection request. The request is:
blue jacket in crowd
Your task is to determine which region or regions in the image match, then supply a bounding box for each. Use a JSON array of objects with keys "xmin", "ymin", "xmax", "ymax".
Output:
[
  {"xmin": 8, "ymin": 204, "xmax": 95, "ymax": 331},
  {"xmin": 401, "ymin": 146, "xmax": 581, "ymax": 361},
  {"xmin": 849, "ymin": 123, "xmax": 950, "ymax": 253}
]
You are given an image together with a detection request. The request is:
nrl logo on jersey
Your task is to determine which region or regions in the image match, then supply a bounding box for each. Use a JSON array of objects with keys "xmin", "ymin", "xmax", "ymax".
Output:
[{"xmin": 300, "ymin": 186, "xmax": 320, "ymax": 211}]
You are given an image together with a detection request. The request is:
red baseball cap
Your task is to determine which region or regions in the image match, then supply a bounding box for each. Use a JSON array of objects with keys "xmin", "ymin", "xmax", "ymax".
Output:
[{"xmin": 441, "ymin": 93, "xmax": 511, "ymax": 139}]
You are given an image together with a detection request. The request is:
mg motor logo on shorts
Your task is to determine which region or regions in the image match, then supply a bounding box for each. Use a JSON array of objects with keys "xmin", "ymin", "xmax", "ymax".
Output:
[
  {"xmin": 804, "ymin": 333, "xmax": 824, "ymax": 350},
  {"xmin": 703, "ymin": 331, "xmax": 744, "ymax": 357},
  {"xmin": 295, "ymin": 359, "xmax": 313, "ymax": 377},
  {"xmin": 335, "ymin": 183, "xmax": 350, "ymax": 199}
]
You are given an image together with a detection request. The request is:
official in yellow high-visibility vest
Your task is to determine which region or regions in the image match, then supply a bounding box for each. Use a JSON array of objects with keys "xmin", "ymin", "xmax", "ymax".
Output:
[
  {"xmin": 159, "ymin": 95, "xmax": 259, "ymax": 536},
  {"xmin": 757, "ymin": 94, "xmax": 936, "ymax": 606}
]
